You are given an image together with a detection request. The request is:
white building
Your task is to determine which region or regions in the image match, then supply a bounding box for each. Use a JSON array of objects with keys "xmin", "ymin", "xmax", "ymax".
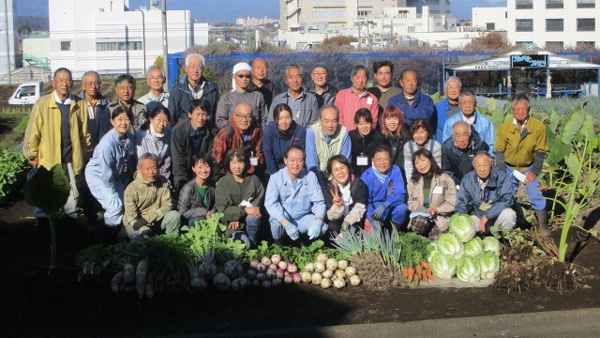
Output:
[
  {"xmin": 49, "ymin": 0, "xmax": 210, "ymax": 79},
  {"xmin": 472, "ymin": 0, "xmax": 599, "ymax": 49},
  {"xmin": 236, "ymin": 17, "xmax": 278, "ymax": 26},
  {"xmin": 0, "ymin": 0, "xmax": 18, "ymax": 84},
  {"xmin": 23, "ymin": 34, "xmax": 51, "ymax": 68}
]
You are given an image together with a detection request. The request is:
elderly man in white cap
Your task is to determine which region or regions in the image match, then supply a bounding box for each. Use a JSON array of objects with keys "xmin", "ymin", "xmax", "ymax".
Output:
[{"xmin": 216, "ymin": 62, "xmax": 268, "ymax": 129}]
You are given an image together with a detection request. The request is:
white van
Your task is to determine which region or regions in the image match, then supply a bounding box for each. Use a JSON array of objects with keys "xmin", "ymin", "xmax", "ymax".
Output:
[{"xmin": 8, "ymin": 81, "xmax": 43, "ymax": 106}]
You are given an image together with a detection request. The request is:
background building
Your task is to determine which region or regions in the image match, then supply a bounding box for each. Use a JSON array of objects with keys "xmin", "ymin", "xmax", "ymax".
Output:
[
  {"xmin": 0, "ymin": 0, "xmax": 18, "ymax": 84},
  {"xmin": 236, "ymin": 16, "xmax": 278, "ymax": 26}
]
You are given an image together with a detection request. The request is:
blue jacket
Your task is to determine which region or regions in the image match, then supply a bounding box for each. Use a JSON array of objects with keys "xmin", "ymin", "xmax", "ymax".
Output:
[
  {"xmin": 388, "ymin": 90, "xmax": 435, "ymax": 128},
  {"xmin": 455, "ymin": 167, "xmax": 514, "ymax": 220},
  {"xmin": 263, "ymin": 121, "xmax": 306, "ymax": 175},
  {"xmin": 79, "ymin": 91, "xmax": 110, "ymax": 148},
  {"xmin": 442, "ymin": 130, "xmax": 490, "ymax": 185},
  {"xmin": 305, "ymin": 124, "xmax": 352, "ymax": 174},
  {"xmin": 434, "ymin": 98, "xmax": 460, "ymax": 143},
  {"xmin": 265, "ymin": 167, "xmax": 326, "ymax": 222},
  {"xmin": 360, "ymin": 165, "xmax": 407, "ymax": 216},
  {"xmin": 168, "ymin": 75, "xmax": 220, "ymax": 125},
  {"xmin": 442, "ymin": 112, "xmax": 495, "ymax": 154}
]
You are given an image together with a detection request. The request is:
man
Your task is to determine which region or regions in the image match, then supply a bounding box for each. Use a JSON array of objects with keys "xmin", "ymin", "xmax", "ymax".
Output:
[
  {"xmin": 123, "ymin": 153, "xmax": 180, "ymax": 239},
  {"xmin": 442, "ymin": 90, "xmax": 495, "ymax": 154},
  {"xmin": 80, "ymin": 70, "xmax": 110, "ymax": 149},
  {"xmin": 334, "ymin": 65, "xmax": 379, "ymax": 131},
  {"xmin": 388, "ymin": 69, "xmax": 435, "ymax": 129},
  {"xmin": 265, "ymin": 145, "xmax": 327, "ymax": 246},
  {"xmin": 248, "ymin": 57, "xmax": 276, "ymax": 110},
  {"xmin": 23, "ymin": 67, "xmax": 92, "ymax": 219},
  {"xmin": 138, "ymin": 66, "xmax": 170, "ymax": 113},
  {"xmin": 305, "ymin": 105, "xmax": 351, "ymax": 179},
  {"xmin": 215, "ymin": 62, "xmax": 267, "ymax": 128},
  {"xmin": 455, "ymin": 151, "xmax": 516, "ymax": 232},
  {"xmin": 442, "ymin": 121, "xmax": 490, "ymax": 186},
  {"xmin": 307, "ymin": 64, "xmax": 338, "ymax": 109},
  {"xmin": 496, "ymin": 94, "xmax": 550, "ymax": 236},
  {"xmin": 367, "ymin": 60, "xmax": 401, "ymax": 113},
  {"xmin": 105, "ymin": 74, "xmax": 147, "ymax": 132},
  {"xmin": 168, "ymin": 53, "xmax": 219, "ymax": 125},
  {"xmin": 269, "ymin": 65, "xmax": 319, "ymax": 128},
  {"xmin": 434, "ymin": 76, "xmax": 462, "ymax": 142}
]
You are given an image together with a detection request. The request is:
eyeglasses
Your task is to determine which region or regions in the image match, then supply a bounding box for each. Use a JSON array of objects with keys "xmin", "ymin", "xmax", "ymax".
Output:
[
  {"xmin": 84, "ymin": 81, "xmax": 101, "ymax": 86},
  {"xmin": 235, "ymin": 113, "xmax": 253, "ymax": 121},
  {"xmin": 236, "ymin": 74, "xmax": 252, "ymax": 79},
  {"xmin": 154, "ymin": 118, "xmax": 169, "ymax": 125}
]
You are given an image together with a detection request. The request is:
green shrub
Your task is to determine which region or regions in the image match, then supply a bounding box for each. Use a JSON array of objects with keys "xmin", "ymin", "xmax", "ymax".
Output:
[{"xmin": 0, "ymin": 150, "xmax": 29, "ymax": 200}]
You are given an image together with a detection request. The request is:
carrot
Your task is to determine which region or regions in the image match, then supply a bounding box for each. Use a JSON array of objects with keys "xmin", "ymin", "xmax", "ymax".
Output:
[
  {"xmin": 407, "ymin": 267, "xmax": 415, "ymax": 283},
  {"xmin": 402, "ymin": 267, "xmax": 408, "ymax": 279},
  {"xmin": 414, "ymin": 274, "xmax": 420, "ymax": 285},
  {"xmin": 421, "ymin": 262, "xmax": 430, "ymax": 270},
  {"xmin": 416, "ymin": 265, "xmax": 423, "ymax": 276}
]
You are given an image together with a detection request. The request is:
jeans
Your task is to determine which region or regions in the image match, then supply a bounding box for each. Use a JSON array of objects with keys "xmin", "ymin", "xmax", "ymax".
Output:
[{"xmin": 506, "ymin": 166, "xmax": 546, "ymax": 211}]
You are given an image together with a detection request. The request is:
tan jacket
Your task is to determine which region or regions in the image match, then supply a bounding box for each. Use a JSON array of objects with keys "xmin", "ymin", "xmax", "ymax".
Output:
[
  {"xmin": 407, "ymin": 173, "xmax": 457, "ymax": 215},
  {"xmin": 123, "ymin": 171, "xmax": 174, "ymax": 230}
]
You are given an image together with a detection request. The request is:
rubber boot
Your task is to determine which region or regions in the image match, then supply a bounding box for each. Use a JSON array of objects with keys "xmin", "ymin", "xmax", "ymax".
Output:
[{"xmin": 534, "ymin": 209, "xmax": 551, "ymax": 237}]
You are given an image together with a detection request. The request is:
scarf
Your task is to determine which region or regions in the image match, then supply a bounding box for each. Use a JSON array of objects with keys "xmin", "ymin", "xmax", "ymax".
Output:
[{"xmin": 372, "ymin": 164, "xmax": 390, "ymax": 183}]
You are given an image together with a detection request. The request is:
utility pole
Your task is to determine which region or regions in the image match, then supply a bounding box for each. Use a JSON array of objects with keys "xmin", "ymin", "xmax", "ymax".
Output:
[{"xmin": 161, "ymin": 0, "xmax": 169, "ymax": 89}]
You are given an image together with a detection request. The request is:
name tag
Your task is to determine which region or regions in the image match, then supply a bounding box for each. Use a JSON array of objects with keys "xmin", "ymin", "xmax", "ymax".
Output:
[
  {"xmin": 479, "ymin": 202, "xmax": 492, "ymax": 211},
  {"xmin": 250, "ymin": 156, "xmax": 258, "ymax": 166},
  {"xmin": 357, "ymin": 156, "xmax": 368, "ymax": 166},
  {"xmin": 295, "ymin": 110, "xmax": 301, "ymax": 119},
  {"xmin": 366, "ymin": 97, "xmax": 373, "ymax": 105},
  {"xmin": 433, "ymin": 186, "xmax": 444, "ymax": 195},
  {"xmin": 512, "ymin": 169, "xmax": 526, "ymax": 183}
]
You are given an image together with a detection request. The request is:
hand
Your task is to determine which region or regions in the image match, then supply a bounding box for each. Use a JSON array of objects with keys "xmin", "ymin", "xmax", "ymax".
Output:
[
  {"xmin": 229, "ymin": 221, "xmax": 240, "ymax": 230},
  {"xmin": 524, "ymin": 172, "xmax": 537, "ymax": 185},
  {"xmin": 28, "ymin": 158, "xmax": 38, "ymax": 167},
  {"xmin": 341, "ymin": 221, "xmax": 350, "ymax": 231},
  {"xmin": 132, "ymin": 218, "xmax": 148, "ymax": 231},
  {"xmin": 308, "ymin": 220, "xmax": 325, "ymax": 240},
  {"xmin": 245, "ymin": 206, "xmax": 261, "ymax": 217},
  {"xmin": 372, "ymin": 204, "xmax": 386, "ymax": 221},
  {"xmin": 331, "ymin": 189, "xmax": 343, "ymax": 207},
  {"xmin": 282, "ymin": 221, "xmax": 299, "ymax": 241},
  {"xmin": 427, "ymin": 208, "xmax": 439, "ymax": 215},
  {"xmin": 206, "ymin": 211, "xmax": 212, "ymax": 219},
  {"xmin": 479, "ymin": 216, "xmax": 488, "ymax": 232}
]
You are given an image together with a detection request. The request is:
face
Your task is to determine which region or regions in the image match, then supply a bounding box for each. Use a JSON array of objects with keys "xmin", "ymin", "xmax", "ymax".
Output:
[
  {"xmin": 139, "ymin": 158, "xmax": 159, "ymax": 182},
  {"xmin": 82, "ymin": 73, "xmax": 100, "ymax": 97},
  {"xmin": 446, "ymin": 79, "xmax": 461, "ymax": 101},
  {"xmin": 311, "ymin": 67, "xmax": 328, "ymax": 87},
  {"xmin": 400, "ymin": 71, "xmax": 418, "ymax": 96},
  {"xmin": 188, "ymin": 107, "xmax": 208, "ymax": 130},
  {"xmin": 286, "ymin": 67, "xmax": 303, "ymax": 92},
  {"xmin": 283, "ymin": 148, "xmax": 304, "ymax": 177},
  {"xmin": 331, "ymin": 161, "xmax": 350, "ymax": 185},
  {"xmin": 320, "ymin": 107, "xmax": 339, "ymax": 136},
  {"xmin": 150, "ymin": 112, "xmax": 169, "ymax": 134},
  {"xmin": 373, "ymin": 151, "xmax": 391, "ymax": 173},
  {"xmin": 512, "ymin": 99, "xmax": 530, "ymax": 123},
  {"xmin": 473, "ymin": 156, "xmax": 492, "ymax": 180},
  {"xmin": 185, "ymin": 56, "xmax": 204, "ymax": 82},
  {"xmin": 234, "ymin": 105, "xmax": 253, "ymax": 132},
  {"xmin": 229, "ymin": 156, "xmax": 245, "ymax": 177},
  {"xmin": 414, "ymin": 155, "xmax": 432, "ymax": 175},
  {"xmin": 412, "ymin": 127, "xmax": 429, "ymax": 146},
  {"xmin": 234, "ymin": 70, "xmax": 252, "ymax": 90},
  {"xmin": 459, "ymin": 95, "xmax": 476, "ymax": 116},
  {"xmin": 351, "ymin": 69, "xmax": 368, "ymax": 92},
  {"xmin": 111, "ymin": 112, "xmax": 131, "ymax": 135},
  {"xmin": 452, "ymin": 124, "xmax": 471, "ymax": 150},
  {"xmin": 192, "ymin": 159, "xmax": 211, "ymax": 181},
  {"xmin": 375, "ymin": 65, "xmax": 392, "ymax": 88},
  {"xmin": 356, "ymin": 117, "xmax": 372, "ymax": 137},
  {"xmin": 384, "ymin": 116, "xmax": 400, "ymax": 133},
  {"xmin": 147, "ymin": 68, "xmax": 165, "ymax": 91},
  {"xmin": 252, "ymin": 58, "xmax": 268, "ymax": 80},
  {"xmin": 276, "ymin": 109, "xmax": 293, "ymax": 132},
  {"xmin": 115, "ymin": 80, "xmax": 135, "ymax": 103},
  {"xmin": 52, "ymin": 71, "xmax": 73, "ymax": 97}
]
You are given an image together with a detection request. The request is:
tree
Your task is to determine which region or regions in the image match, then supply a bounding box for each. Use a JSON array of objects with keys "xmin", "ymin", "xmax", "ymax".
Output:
[
  {"xmin": 18, "ymin": 24, "xmax": 32, "ymax": 37},
  {"xmin": 153, "ymin": 56, "xmax": 164, "ymax": 68}
]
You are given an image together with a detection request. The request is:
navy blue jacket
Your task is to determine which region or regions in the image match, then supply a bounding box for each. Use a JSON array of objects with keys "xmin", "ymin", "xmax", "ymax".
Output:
[
  {"xmin": 455, "ymin": 166, "xmax": 514, "ymax": 220},
  {"xmin": 262, "ymin": 121, "xmax": 306, "ymax": 175},
  {"xmin": 168, "ymin": 75, "xmax": 220, "ymax": 125},
  {"xmin": 442, "ymin": 130, "xmax": 490, "ymax": 185},
  {"xmin": 388, "ymin": 90, "xmax": 435, "ymax": 129},
  {"xmin": 79, "ymin": 91, "xmax": 110, "ymax": 149}
]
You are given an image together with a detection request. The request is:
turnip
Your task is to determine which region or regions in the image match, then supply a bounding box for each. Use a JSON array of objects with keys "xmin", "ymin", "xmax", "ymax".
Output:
[
  {"xmin": 316, "ymin": 253, "xmax": 328, "ymax": 263},
  {"xmin": 123, "ymin": 263, "xmax": 135, "ymax": 284},
  {"xmin": 304, "ymin": 263, "xmax": 315, "ymax": 272},
  {"xmin": 322, "ymin": 269, "xmax": 333, "ymax": 279},
  {"xmin": 269, "ymin": 263, "xmax": 278, "ymax": 271},
  {"xmin": 292, "ymin": 273, "xmax": 302, "ymax": 284},
  {"xmin": 250, "ymin": 259, "xmax": 260, "ymax": 269},
  {"xmin": 145, "ymin": 283, "xmax": 154, "ymax": 298},
  {"xmin": 136, "ymin": 278, "xmax": 146, "ymax": 298},
  {"xmin": 111, "ymin": 271, "xmax": 124, "ymax": 294},
  {"xmin": 247, "ymin": 268, "xmax": 257, "ymax": 280},
  {"xmin": 272, "ymin": 278, "xmax": 282, "ymax": 287},
  {"xmin": 349, "ymin": 275, "xmax": 361, "ymax": 286},
  {"xmin": 277, "ymin": 261, "xmax": 288, "ymax": 271},
  {"xmin": 337, "ymin": 260, "xmax": 349, "ymax": 270},
  {"xmin": 284, "ymin": 270, "xmax": 291, "ymax": 276},
  {"xmin": 270, "ymin": 254, "xmax": 282, "ymax": 264},
  {"xmin": 275, "ymin": 268, "xmax": 285, "ymax": 279},
  {"xmin": 261, "ymin": 256, "xmax": 272, "ymax": 266},
  {"xmin": 345, "ymin": 266, "xmax": 357, "ymax": 277},
  {"xmin": 284, "ymin": 274, "xmax": 293, "ymax": 284},
  {"xmin": 256, "ymin": 263, "xmax": 267, "ymax": 272},
  {"xmin": 311, "ymin": 272, "xmax": 323, "ymax": 285},
  {"xmin": 252, "ymin": 280, "xmax": 260, "ymax": 288},
  {"xmin": 262, "ymin": 280, "xmax": 272, "ymax": 288},
  {"xmin": 240, "ymin": 277, "xmax": 251, "ymax": 288},
  {"xmin": 326, "ymin": 258, "xmax": 338, "ymax": 271},
  {"xmin": 224, "ymin": 260, "xmax": 243, "ymax": 279},
  {"xmin": 333, "ymin": 278, "xmax": 346, "ymax": 289},
  {"xmin": 213, "ymin": 273, "xmax": 231, "ymax": 291},
  {"xmin": 301, "ymin": 271, "xmax": 312, "ymax": 283},
  {"xmin": 314, "ymin": 261, "xmax": 326, "ymax": 273},
  {"xmin": 191, "ymin": 277, "xmax": 207, "ymax": 290},
  {"xmin": 231, "ymin": 278, "xmax": 245, "ymax": 291},
  {"xmin": 200, "ymin": 262, "xmax": 217, "ymax": 279},
  {"xmin": 335, "ymin": 269, "xmax": 346, "ymax": 279},
  {"xmin": 256, "ymin": 272, "xmax": 266, "ymax": 281},
  {"xmin": 136, "ymin": 259, "xmax": 149, "ymax": 281},
  {"xmin": 287, "ymin": 263, "xmax": 298, "ymax": 273},
  {"xmin": 266, "ymin": 269, "xmax": 276, "ymax": 280},
  {"xmin": 125, "ymin": 285, "xmax": 135, "ymax": 293},
  {"xmin": 320, "ymin": 278, "xmax": 332, "ymax": 289}
]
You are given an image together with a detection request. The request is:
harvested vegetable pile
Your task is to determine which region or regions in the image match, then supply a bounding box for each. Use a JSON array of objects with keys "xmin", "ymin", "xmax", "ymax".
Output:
[{"xmin": 302, "ymin": 254, "xmax": 361, "ymax": 289}]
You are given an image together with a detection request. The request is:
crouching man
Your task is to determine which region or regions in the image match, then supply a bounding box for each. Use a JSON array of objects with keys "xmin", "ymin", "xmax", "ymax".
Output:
[
  {"xmin": 123, "ymin": 153, "xmax": 180, "ymax": 238},
  {"xmin": 455, "ymin": 151, "xmax": 516, "ymax": 232}
]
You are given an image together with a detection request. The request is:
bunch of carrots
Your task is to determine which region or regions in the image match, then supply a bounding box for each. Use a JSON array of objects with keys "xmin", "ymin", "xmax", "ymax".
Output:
[{"xmin": 402, "ymin": 261, "xmax": 435, "ymax": 285}]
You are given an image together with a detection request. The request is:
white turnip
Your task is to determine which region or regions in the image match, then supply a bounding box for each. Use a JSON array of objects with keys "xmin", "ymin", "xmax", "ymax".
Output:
[
  {"xmin": 287, "ymin": 263, "xmax": 298, "ymax": 273},
  {"xmin": 270, "ymin": 254, "xmax": 282, "ymax": 264},
  {"xmin": 213, "ymin": 273, "xmax": 231, "ymax": 291},
  {"xmin": 191, "ymin": 277, "xmax": 208, "ymax": 290},
  {"xmin": 123, "ymin": 263, "xmax": 135, "ymax": 284},
  {"xmin": 333, "ymin": 278, "xmax": 346, "ymax": 289},
  {"xmin": 314, "ymin": 261, "xmax": 326, "ymax": 273},
  {"xmin": 111, "ymin": 272, "xmax": 124, "ymax": 294},
  {"xmin": 304, "ymin": 263, "xmax": 315, "ymax": 272},
  {"xmin": 231, "ymin": 278, "xmax": 244, "ymax": 291},
  {"xmin": 322, "ymin": 269, "xmax": 333, "ymax": 279},
  {"xmin": 266, "ymin": 269, "xmax": 276, "ymax": 280},
  {"xmin": 316, "ymin": 253, "xmax": 328, "ymax": 263},
  {"xmin": 269, "ymin": 263, "xmax": 278, "ymax": 271},
  {"xmin": 252, "ymin": 280, "xmax": 260, "ymax": 288},
  {"xmin": 250, "ymin": 259, "xmax": 260, "ymax": 269},
  {"xmin": 145, "ymin": 283, "xmax": 154, "ymax": 298},
  {"xmin": 301, "ymin": 271, "xmax": 312, "ymax": 283},
  {"xmin": 256, "ymin": 263, "xmax": 267, "ymax": 272},
  {"xmin": 136, "ymin": 259, "xmax": 149, "ymax": 280},
  {"xmin": 275, "ymin": 269, "xmax": 285, "ymax": 279},
  {"xmin": 345, "ymin": 266, "xmax": 357, "ymax": 277},
  {"xmin": 262, "ymin": 280, "xmax": 272, "ymax": 288},
  {"xmin": 311, "ymin": 272, "xmax": 323, "ymax": 285},
  {"xmin": 277, "ymin": 261, "xmax": 288, "ymax": 271},
  {"xmin": 272, "ymin": 278, "xmax": 282, "ymax": 287},
  {"xmin": 349, "ymin": 275, "xmax": 361, "ymax": 286},
  {"xmin": 335, "ymin": 270, "xmax": 346, "ymax": 279},
  {"xmin": 320, "ymin": 278, "xmax": 332, "ymax": 289},
  {"xmin": 200, "ymin": 262, "xmax": 217, "ymax": 279},
  {"xmin": 292, "ymin": 273, "xmax": 302, "ymax": 284},
  {"xmin": 256, "ymin": 272, "xmax": 266, "ymax": 282},
  {"xmin": 224, "ymin": 260, "xmax": 243, "ymax": 279},
  {"xmin": 246, "ymin": 268, "xmax": 257, "ymax": 280},
  {"xmin": 261, "ymin": 256, "xmax": 272, "ymax": 266},
  {"xmin": 326, "ymin": 258, "xmax": 338, "ymax": 271},
  {"xmin": 240, "ymin": 277, "xmax": 251, "ymax": 288},
  {"xmin": 284, "ymin": 274, "xmax": 293, "ymax": 284},
  {"xmin": 337, "ymin": 260, "xmax": 349, "ymax": 270}
]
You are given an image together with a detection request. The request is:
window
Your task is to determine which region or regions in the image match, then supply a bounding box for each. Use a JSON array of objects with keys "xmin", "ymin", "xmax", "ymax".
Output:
[
  {"xmin": 546, "ymin": 0, "xmax": 563, "ymax": 8},
  {"xmin": 60, "ymin": 41, "xmax": 71, "ymax": 51},
  {"xmin": 331, "ymin": 10, "xmax": 346, "ymax": 18},
  {"xmin": 312, "ymin": 11, "xmax": 327, "ymax": 18},
  {"xmin": 546, "ymin": 19, "xmax": 563, "ymax": 31},
  {"xmin": 516, "ymin": 41, "xmax": 534, "ymax": 45},
  {"xmin": 577, "ymin": 41, "xmax": 596, "ymax": 48},
  {"xmin": 577, "ymin": 18, "xmax": 595, "ymax": 31},
  {"xmin": 516, "ymin": 0, "xmax": 533, "ymax": 9},
  {"xmin": 358, "ymin": 10, "xmax": 371, "ymax": 17},
  {"xmin": 96, "ymin": 41, "xmax": 142, "ymax": 51},
  {"xmin": 545, "ymin": 41, "xmax": 564, "ymax": 49},
  {"xmin": 577, "ymin": 0, "xmax": 595, "ymax": 8},
  {"xmin": 486, "ymin": 22, "xmax": 495, "ymax": 30},
  {"xmin": 516, "ymin": 19, "xmax": 533, "ymax": 32}
]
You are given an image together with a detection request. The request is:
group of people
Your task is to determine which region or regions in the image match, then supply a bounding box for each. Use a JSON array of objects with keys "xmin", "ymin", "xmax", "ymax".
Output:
[{"xmin": 23, "ymin": 54, "xmax": 551, "ymax": 249}]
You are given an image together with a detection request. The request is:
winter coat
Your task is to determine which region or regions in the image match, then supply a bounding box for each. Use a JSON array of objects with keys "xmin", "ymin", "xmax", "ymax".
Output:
[
  {"xmin": 442, "ymin": 112, "xmax": 495, "ymax": 154},
  {"xmin": 305, "ymin": 123, "xmax": 351, "ymax": 176},
  {"xmin": 79, "ymin": 90, "xmax": 110, "ymax": 149},
  {"xmin": 403, "ymin": 138, "xmax": 442, "ymax": 180},
  {"xmin": 322, "ymin": 177, "xmax": 367, "ymax": 226},
  {"xmin": 215, "ymin": 173, "xmax": 264, "ymax": 223},
  {"xmin": 455, "ymin": 167, "xmax": 514, "ymax": 220},
  {"xmin": 382, "ymin": 130, "xmax": 410, "ymax": 170},
  {"xmin": 268, "ymin": 90, "xmax": 320, "ymax": 128},
  {"xmin": 495, "ymin": 116, "xmax": 549, "ymax": 174},
  {"xmin": 177, "ymin": 179, "xmax": 216, "ymax": 221},
  {"xmin": 349, "ymin": 128, "xmax": 385, "ymax": 177},
  {"xmin": 360, "ymin": 165, "xmax": 407, "ymax": 217},
  {"xmin": 212, "ymin": 118, "xmax": 264, "ymax": 176},
  {"xmin": 104, "ymin": 99, "xmax": 147, "ymax": 133},
  {"xmin": 441, "ymin": 130, "xmax": 490, "ymax": 185},
  {"xmin": 367, "ymin": 86, "xmax": 401, "ymax": 114},
  {"xmin": 262, "ymin": 121, "xmax": 306, "ymax": 175},
  {"xmin": 307, "ymin": 84, "xmax": 338, "ymax": 109},
  {"xmin": 168, "ymin": 75, "xmax": 220, "ymax": 125},
  {"xmin": 407, "ymin": 172, "xmax": 457, "ymax": 231},
  {"xmin": 135, "ymin": 126, "xmax": 172, "ymax": 179},
  {"xmin": 123, "ymin": 171, "xmax": 174, "ymax": 230},
  {"xmin": 388, "ymin": 90, "xmax": 435, "ymax": 128},
  {"xmin": 138, "ymin": 91, "xmax": 170, "ymax": 114},
  {"xmin": 334, "ymin": 88, "xmax": 379, "ymax": 131},
  {"xmin": 434, "ymin": 97, "xmax": 460, "ymax": 142},
  {"xmin": 215, "ymin": 90, "xmax": 268, "ymax": 129}
]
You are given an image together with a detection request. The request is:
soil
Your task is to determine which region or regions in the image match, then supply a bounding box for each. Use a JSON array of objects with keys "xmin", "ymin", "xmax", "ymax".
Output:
[{"xmin": 1, "ymin": 200, "xmax": 599, "ymax": 338}]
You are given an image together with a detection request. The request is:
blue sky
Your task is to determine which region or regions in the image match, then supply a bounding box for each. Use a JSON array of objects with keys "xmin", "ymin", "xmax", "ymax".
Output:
[{"xmin": 19, "ymin": 0, "xmax": 507, "ymax": 22}]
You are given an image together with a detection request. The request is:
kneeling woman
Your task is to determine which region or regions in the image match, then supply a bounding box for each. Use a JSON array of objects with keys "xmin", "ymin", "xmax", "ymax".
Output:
[
  {"xmin": 85, "ymin": 106, "xmax": 136, "ymax": 229},
  {"xmin": 323, "ymin": 155, "xmax": 367, "ymax": 234},
  {"xmin": 215, "ymin": 148, "xmax": 265, "ymax": 248},
  {"xmin": 360, "ymin": 145, "xmax": 408, "ymax": 230},
  {"xmin": 407, "ymin": 148, "xmax": 457, "ymax": 239},
  {"xmin": 177, "ymin": 152, "xmax": 216, "ymax": 227}
]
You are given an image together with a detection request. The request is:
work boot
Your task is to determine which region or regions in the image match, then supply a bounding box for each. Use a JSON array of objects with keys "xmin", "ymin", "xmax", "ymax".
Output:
[{"xmin": 534, "ymin": 210, "xmax": 551, "ymax": 237}]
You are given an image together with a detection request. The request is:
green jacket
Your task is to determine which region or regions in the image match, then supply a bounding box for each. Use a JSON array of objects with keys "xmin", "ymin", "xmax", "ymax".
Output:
[
  {"xmin": 495, "ymin": 116, "xmax": 549, "ymax": 173},
  {"xmin": 215, "ymin": 173, "xmax": 264, "ymax": 222},
  {"xmin": 106, "ymin": 99, "xmax": 147, "ymax": 132},
  {"xmin": 123, "ymin": 171, "xmax": 174, "ymax": 229}
]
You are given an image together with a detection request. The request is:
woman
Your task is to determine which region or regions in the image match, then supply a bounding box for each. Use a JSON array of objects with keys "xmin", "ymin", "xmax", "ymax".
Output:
[
  {"xmin": 263, "ymin": 103, "xmax": 306, "ymax": 175},
  {"xmin": 380, "ymin": 105, "xmax": 409, "ymax": 169},
  {"xmin": 349, "ymin": 108, "xmax": 385, "ymax": 177},
  {"xmin": 85, "ymin": 106, "xmax": 136, "ymax": 228},
  {"xmin": 407, "ymin": 148, "xmax": 457, "ymax": 239},
  {"xmin": 403, "ymin": 119, "xmax": 442, "ymax": 180},
  {"xmin": 177, "ymin": 152, "xmax": 216, "ymax": 227},
  {"xmin": 215, "ymin": 148, "xmax": 265, "ymax": 249},
  {"xmin": 322, "ymin": 155, "xmax": 367, "ymax": 234},
  {"xmin": 135, "ymin": 105, "xmax": 172, "ymax": 180}
]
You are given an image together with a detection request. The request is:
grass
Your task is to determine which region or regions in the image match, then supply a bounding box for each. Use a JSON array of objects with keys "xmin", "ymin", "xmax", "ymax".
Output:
[
  {"xmin": 0, "ymin": 106, "xmax": 29, "ymax": 152},
  {"xmin": 530, "ymin": 97, "xmax": 600, "ymax": 119}
]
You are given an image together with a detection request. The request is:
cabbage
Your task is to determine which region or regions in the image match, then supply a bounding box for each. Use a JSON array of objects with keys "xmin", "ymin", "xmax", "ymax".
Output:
[
  {"xmin": 449, "ymin": 214, "xmax": 476, "ymax": 243},
  {"xmin": 430, "ymin": 253, "xmax": 457, "ymax": 280},
  {"xmin": 464, "ymin": 237, "xmax": 484, "ymax": 259},
  {"xmin": 427, "ymin": 247, "xmax": 440, "ymax": 265},
  {"xmin": 437, "ymin": 233, "xmax": 464, "ymax": 260},
  {"xmin": 480, "ymin": 252, "xmax": 501, "ymax": 279},
  {"xmin": 456, "ymin": 257, "xmax": 481, "ymax": 283},
  {"xmin": 482, "ymin": 236, "xmax": 502, "ymax": 255}
]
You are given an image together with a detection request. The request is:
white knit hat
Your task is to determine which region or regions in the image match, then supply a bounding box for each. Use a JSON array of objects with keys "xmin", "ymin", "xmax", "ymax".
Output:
[{"xmin": 231, "ymin": 62, "xmax": 252, "ymax": 91}]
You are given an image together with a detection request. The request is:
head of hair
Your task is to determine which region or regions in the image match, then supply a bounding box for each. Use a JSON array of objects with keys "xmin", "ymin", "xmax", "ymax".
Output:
[
  {"xmin": 409, "ymin": 119, "xmax": 432, "ymax": 138},
  {"xmin": 373, "ymin": 144, "xmax": 392, "ymax": 159},
  {"xmin": 320, "ymin": 104, "xmax": 339, "ymax": 119},
  {"xmin": 224, "ymin": 148, "xmax": 249, "ymax": 175},
  {"xmin": 251, "ymin": 57, "xmax": 267, "ymax": 67},
  {"xmin": 511, "ymin": 93, "xmax": 530, "ymax": 108},
  {"xmin": 354, "ymin": 108, "xmax": 373, "ymax": 124},
  {"xmin": 147, "ymin": 65, "xmax": 165, "ymax": 77},
  {"xmin": 380, "ymin": 105, "xmax": 404, "ymax": 138},
  {"xmin": 114, "ymin": 74, "xmax": 136, "ymax": 89},
  {"xmin": 445, "ymin": 75, "xmax": 462, "ymax": 89},
  {"xmin": 141, "ymin": 105, "xmax": 171, "ymax": 130},
  {"xmin": 285, "ymin": 145, "xmax": 305, "ymax": 159},
  {"xmin": 191, "ymin": 151, "xmax": 213, "ymax": 168},
  {"xmin": 400, "ymin": 69, "xmax": 418, "ymax": 81},
  {"xmin": 372, "ymin": 60, "xmax": 394, "ymax": 75},
  {"xmin": 188, "ymin": 99, "xmax": 211, "ymax": 115},
  {"xmin": 111, "ymin": 105, "xmax": 134, "ymax": 121},
  {"xmin": 53, "ymin": 67, "xmax": 72, "ymax": 80},
  {"xmin": 472, "ymin": 150, "xmax": 492, "ymax": 166},
  {"xmin": 185, "ymin": 53, "xmax": 205, "ymax": 67},
  {"xmin": 138, "ymin": 152, "xmax": 159, "ymax": 167},
  {"xmin": 286, "ymin": 64, "xmax": 302, "ymax": 76},
  {"xmin": 312, "ymin": 64, "xmax": 327, "ymax": 73},
  {"xmin": 452, "ymin": 121, "xmax": 472, "ymax": 136},
  {"xmin": 458, "ymin": 90, "xmax": 477, "ymax": 103},
  {"xmin": 351, "ymin": 65, "xmax": 369, "ymax": 79},
  {"xmin": 327, "ymin": 154, "xmax": 352, "ymax": 177},
  {"xmin": 410, "ymin": 148, "xmax": 443, "ymax": 183},
  {"xmin": 273, "ymin": 103, "xmax": 292, "ymax": 122},
  {"xmin": 82, "ymin": 70, "xmax": 100, "ymax": 81}
]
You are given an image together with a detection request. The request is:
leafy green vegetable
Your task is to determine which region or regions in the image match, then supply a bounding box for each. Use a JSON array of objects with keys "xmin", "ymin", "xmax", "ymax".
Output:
[
  {"xmin": 464, "ymin": 237, "xmax": 484, "ymax": 259},
  {"xmin": 0, "ymin": 150, "xmax": 28, "ymax": 199},
  {"xmin": 436, "ymin": 232, "xmax": 464, "ymax": 260},
  {"xmin": 480, "ymin": 251, "xmax": 501, "ymax": 279},
  {"xmin": 448, "ymin": 214, "xmax": 475, "ymax": 243},
  {"xmin": 482, "ymin": 236, "xmax": 502, "ymax": 255},
  {"xmin": 430, "ymin": 252, "xmax": 456, "ymax": 280},
  {"xmin": 395, "ymin": 232, "xmax": 432, "ymax": 268},
  {"xmin": 456, "ymin": 257, "xmax": 481, "ymax": 283}
]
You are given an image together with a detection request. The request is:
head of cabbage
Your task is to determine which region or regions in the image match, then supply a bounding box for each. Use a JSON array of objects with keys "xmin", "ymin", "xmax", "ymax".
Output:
[
  {"xmin": 479, "ymin": 251, "xmax": 501, "ymax": 279},
  {"xmin": 464, "ymin": 237, "xmax": 484, "ymax": 259},
  {"xmin": 449, "ymin": 214, "xmax": 476, "ymax": 243},
  {"xmin": 430, "ymin": 252, "xmax": 457, "ymax": 280},
  {"xmin": 482, "ymin": 236, "xmax": 502, "ymax": 255},
  {"xmin": 436, "ymin": 233, "xmax": 464, "ymax": 260},
  {"xmin": 456, "ymin": 257, "xmax": 481, "ymax": 283}
]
